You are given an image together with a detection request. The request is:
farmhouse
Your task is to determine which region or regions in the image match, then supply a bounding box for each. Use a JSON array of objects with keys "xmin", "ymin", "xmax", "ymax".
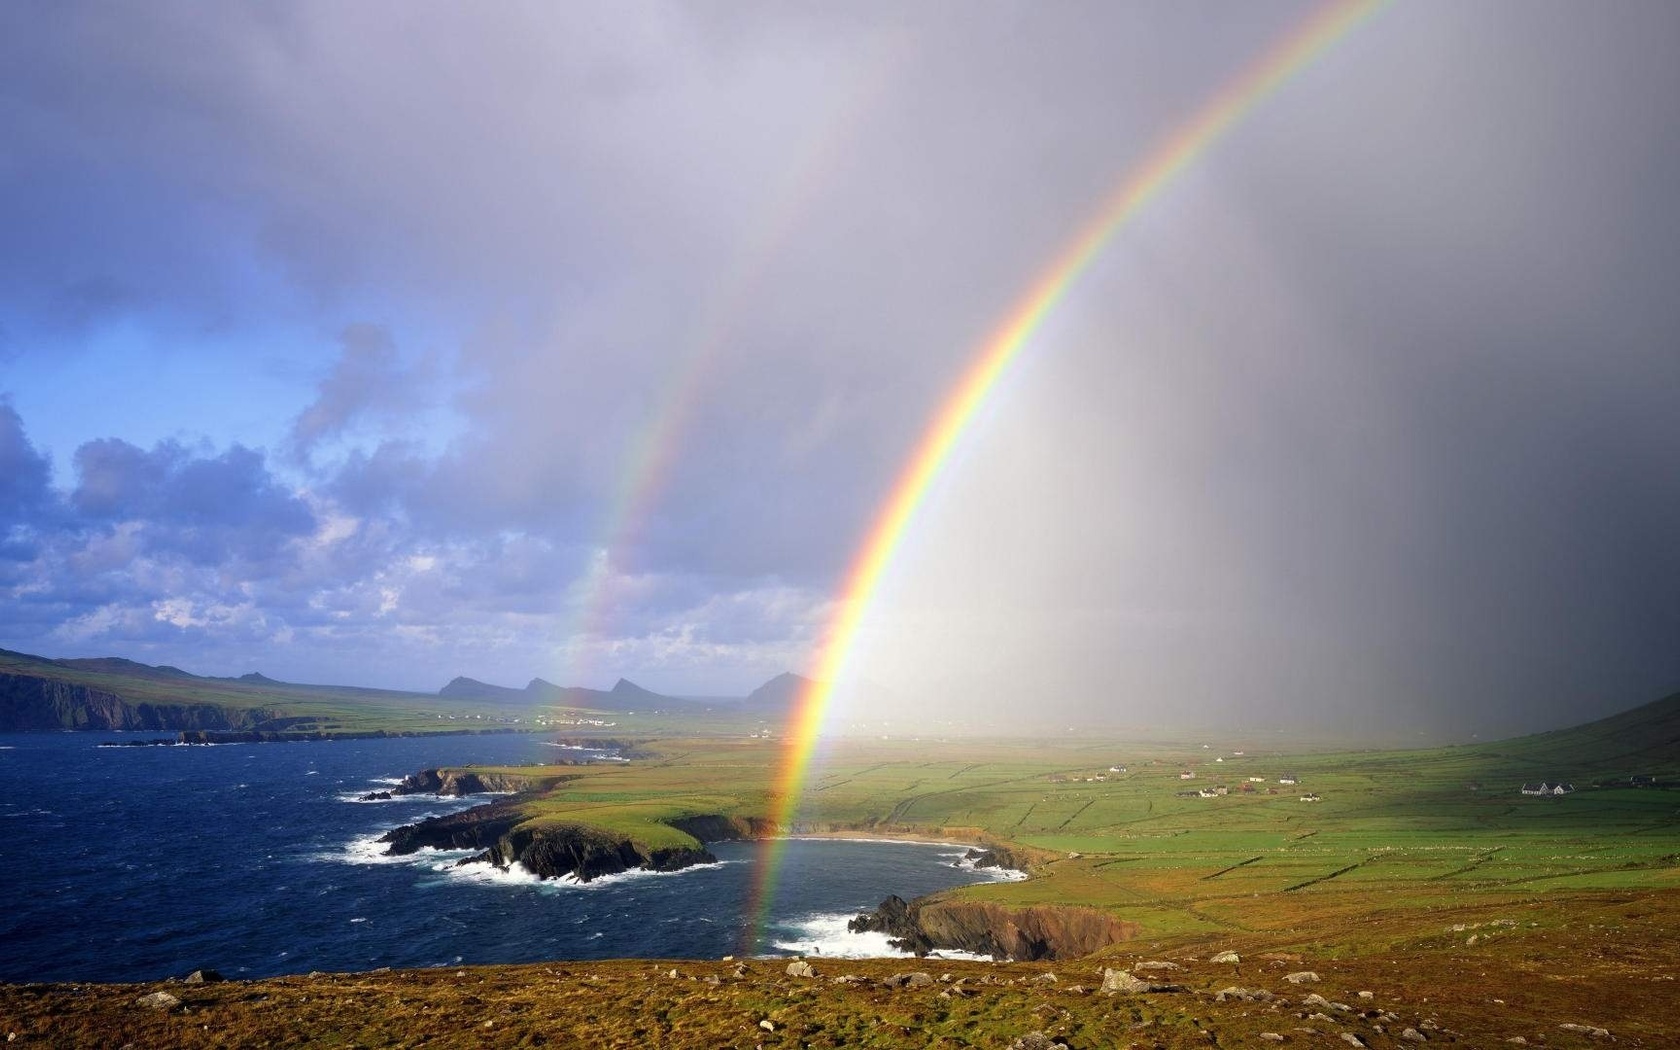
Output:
[
  {"xmin": 1630, "ymin": 774, "xmax": 1655, "ymax": 787},
  {"xmin": 1278, "ymin": 775, "xmax": 1299, "ymax": 786},
  {"xmin": 1299, "ymin": 793, "xmax": 1321, "ymax": 802},
  {"xmin": 1179, "ymin": 771, "xmax": 1196, "ymax": 780},
  {"xmin": 1521, "ymin": 782, "xmax": 1575, "ymax": 796},
  {"xmin": 1248, "ymin": 776, "xmax": 1266, "ymax": 783},
  {"xmin": 1175, "ymin": 790, "xmax": 1201, "ymax": 798}
]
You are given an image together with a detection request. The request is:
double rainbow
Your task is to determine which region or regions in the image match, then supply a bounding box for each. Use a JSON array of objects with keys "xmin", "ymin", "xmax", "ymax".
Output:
[{"xmin": 743, "ymin": 0, "xmax": 1386, "ymax": 951}]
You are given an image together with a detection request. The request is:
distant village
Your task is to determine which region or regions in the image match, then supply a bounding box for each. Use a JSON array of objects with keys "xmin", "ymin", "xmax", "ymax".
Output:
[{"xmin": 1046, "ymin": 750, "xmax": 1665, "ymax": 805}]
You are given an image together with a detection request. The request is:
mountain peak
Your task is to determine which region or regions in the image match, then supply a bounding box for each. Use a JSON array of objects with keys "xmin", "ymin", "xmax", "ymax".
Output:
[{"xmin": 745, "ymin": 671, "xmax": 814, "ymax": 710}]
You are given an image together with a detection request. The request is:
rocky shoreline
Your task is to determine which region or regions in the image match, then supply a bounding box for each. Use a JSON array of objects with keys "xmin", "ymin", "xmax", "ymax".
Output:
[
  {"xmin": 97, "ymin": 727, "xmax": 529, "ymax": 746},
  {"xmin": 849, "ymin": 891, "xmax": 1136, "ymax": 961},
  {"xmin": 376, "ymin": 766, "xmax": 1123, "ymax": 959},
  {"xmin": 373, "ymin": 768, "xmax": 777, "ymax": 883}
]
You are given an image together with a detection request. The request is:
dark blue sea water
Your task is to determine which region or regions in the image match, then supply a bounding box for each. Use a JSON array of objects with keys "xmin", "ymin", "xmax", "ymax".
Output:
[{"xmin": 0, "ymin": 732, "xmax": 1012, "ymax": 983}]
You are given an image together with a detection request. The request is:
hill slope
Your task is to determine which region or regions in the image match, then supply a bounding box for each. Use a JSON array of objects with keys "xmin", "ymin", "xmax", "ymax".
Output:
[{"xmin": 1462, "ymin": 687, "xmax": 1680, "ymax": 777}]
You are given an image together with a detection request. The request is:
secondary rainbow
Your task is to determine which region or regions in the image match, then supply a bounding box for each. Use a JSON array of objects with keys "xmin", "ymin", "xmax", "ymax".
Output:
[
  {"xmin": 556, "ymin": 32, "xmax": 913, "ymax": 684},
  {"xmin": 744, "ymin": 0, "xmax": 1386, "ymax": 950}
]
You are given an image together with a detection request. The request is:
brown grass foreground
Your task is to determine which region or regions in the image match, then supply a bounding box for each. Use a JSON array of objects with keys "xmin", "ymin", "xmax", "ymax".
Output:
[{"xmin": 5, "ymin": 888, "xmax": 1676, "ymax": 1049}]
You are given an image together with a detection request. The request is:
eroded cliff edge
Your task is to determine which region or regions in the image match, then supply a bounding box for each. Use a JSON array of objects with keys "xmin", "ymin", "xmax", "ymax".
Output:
[{"xmin": 850, "ymin": 892, "xmax": 1136, "ymax": 961}]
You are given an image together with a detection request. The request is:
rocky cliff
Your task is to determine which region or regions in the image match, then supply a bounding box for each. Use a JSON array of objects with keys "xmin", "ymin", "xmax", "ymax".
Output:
[
  {"xmin": 382, "ymin": 767, "xmax": 574, "ymax": 798},
  {"xmin": 850, "ymin": 893, "xmax": 1136, "ymax": 960},
  {"xmin": 0, "ymin": 673, "xmax": 270, "ymax": 731},
  {"xmin": 463, "ymin": 823, "xmax": 716, "ymax": 882},
  {"xmin": 379, "ymin": 797, "xmax": 720, "ymax": 882}
]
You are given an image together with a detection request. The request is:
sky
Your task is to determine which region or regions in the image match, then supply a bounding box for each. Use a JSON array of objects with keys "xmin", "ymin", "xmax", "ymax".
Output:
[{"xmin": 2, "ymin": 1, "xmax": 1677, "ymax": 738}]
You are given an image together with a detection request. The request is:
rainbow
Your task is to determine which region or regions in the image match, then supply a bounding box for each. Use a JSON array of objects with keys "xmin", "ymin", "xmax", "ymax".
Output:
[{"xmin": 743, "ymin": 0, "xmax": 1386, "ymax": 952}]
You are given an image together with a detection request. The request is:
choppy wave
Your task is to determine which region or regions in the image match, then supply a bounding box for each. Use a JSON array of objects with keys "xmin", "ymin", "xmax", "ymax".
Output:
[
  {"xmin": 766, "ymin": 911, "xmax": 995, "ymax": 961},
  {"xmin": 950, "ymin": 854, "xmax": 1029, "ymax": 882},
  {"xmin": 549, "ymin": 858, "xmax": 734, "ymax": 889}
]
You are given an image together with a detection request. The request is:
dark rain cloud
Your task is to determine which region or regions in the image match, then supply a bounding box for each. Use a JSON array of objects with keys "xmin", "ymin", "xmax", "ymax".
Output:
[{"xmin": 0, "ymin": 2, "xmax": 1676, "ymax": 722}]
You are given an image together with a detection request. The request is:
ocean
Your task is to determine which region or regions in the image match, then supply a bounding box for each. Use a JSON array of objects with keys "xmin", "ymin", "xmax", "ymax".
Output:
[{"xmin": 0, "ymin": 731, "xmax": 1014, "ymax": 983}]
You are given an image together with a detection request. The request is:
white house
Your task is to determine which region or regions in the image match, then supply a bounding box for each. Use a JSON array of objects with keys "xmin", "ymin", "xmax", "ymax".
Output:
[{"xmin": 1278, "ymin": 775, "xmax": 1299, "ymax": 786}]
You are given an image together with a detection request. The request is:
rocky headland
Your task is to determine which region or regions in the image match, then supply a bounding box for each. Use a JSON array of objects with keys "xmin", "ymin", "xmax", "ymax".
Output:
[
  {"xmin": 850, "ymin": 893, "xmax": 1136, "ymax": 961},
  {"xmin": 375, "ymin": 768, "xmax": 776, "ymax": 883}
]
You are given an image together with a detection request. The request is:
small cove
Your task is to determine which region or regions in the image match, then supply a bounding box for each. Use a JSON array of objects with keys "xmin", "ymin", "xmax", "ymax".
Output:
[{"xmin": 0, "ymin": 731, "xmax": 1009, "ymax": 983}]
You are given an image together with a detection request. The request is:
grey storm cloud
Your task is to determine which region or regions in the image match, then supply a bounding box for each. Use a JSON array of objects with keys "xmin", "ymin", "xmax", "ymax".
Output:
[
  {"xmin": 72, "ymin": 439, "xmax": 315, "ymax": 544},
  {"xmin": 290, "ymin": 324, "xmax": 437, "ymax": 458},
  {"xmin": 0, "ymin": 402, "xmax": 54, "ymax": 528},
  {"xmin": 0, "ymin": 2, "xmax": 1676, "ymax": 726}
]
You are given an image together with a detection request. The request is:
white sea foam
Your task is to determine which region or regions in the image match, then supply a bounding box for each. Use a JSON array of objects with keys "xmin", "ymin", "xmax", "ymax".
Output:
[
  {"xmin": 765, "ymin": 913, "xmax": 978, "ymax": 960},
  {"xmin": 440, "ymin": 858, "xmax": 546, "ymax": 887},
  {"xmin": 327, "ymin": 830, "xmax": 477, "ymax": 867},
  {"xmin": 334, "ymin": 788, "xmax": 512, "ymax": 805},
  {"xmin": 769, "ymin": 912, "xmax": 999, "ymax": 961},
  {"xmin": 952, "ymin": 855, "xmax": 1029, "ymax": 882}
]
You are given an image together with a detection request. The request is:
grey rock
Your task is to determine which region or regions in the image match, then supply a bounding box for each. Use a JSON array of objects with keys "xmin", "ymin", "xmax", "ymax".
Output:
[
  {"xmin": 136, "ymin": 991, "xmax": 180, "ymax": 1011},
  {"xmin": 1559, "ymin": 1023, "xmax": 1611, "ymax": 1040},
  {"xmin": 1008, "ymin": 1033, "xmax": 1063, "ymax": 1050},
  {"xmin": 1031, "ymin": 972, "xmax": 1058, "ymax": 984},
  {"xmin": 1341, "ymin": 1034, "xmax": 1368, "ymax": 1048},
  {"xmin": 1400, "ymin": 1028, "xmax": 1427, "ymax": 1042},
  {"xmin": 1099, "ymin": 967, "xmax": 1181, "ymax": 994},
  {"xmin": 785, "ymin": 960, "xmax": 817, "ymax": 979},
  {"xmin": 1210, "ymin": 951, "xmax": 1241, "ymax": 964},
  {"xmin": 183, "ymin": 969, "xmax": 224, "ymax": 985},
  {"xmin": 1215, "ymin": 986, "xmax": 1274, "ymax": 1002},
  {"xmin": 1284, "ymin": 971, "xmax": 1321, "ymax": 984},
  {"xmin": 759, "ymin": 1019, "xmax": 774, "ymax": 1032},
  {"xmin": 1259, "ymin": 1035, "xmax": 1286, "ymax": 1043},
  {"xmin": 1135, "ymin": 960, "xmax": 1183, "ymax": 971}
]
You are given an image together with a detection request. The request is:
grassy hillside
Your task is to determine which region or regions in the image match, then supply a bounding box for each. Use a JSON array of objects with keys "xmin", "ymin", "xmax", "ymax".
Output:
[
  {"xmin": 408, "ymin": 688, "xmax": 1680, "ymax": 959},
  {"xmin": 0, "ymin": 647, "xmax": 558, "ymax": 734}
]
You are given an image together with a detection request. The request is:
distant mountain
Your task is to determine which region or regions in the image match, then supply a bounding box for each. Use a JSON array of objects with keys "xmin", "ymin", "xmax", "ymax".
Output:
[
  {"xmin": 744, "ymin": 672, "xmax": 813, "ymax": 712},
  {"xmin": 609, "ymin": 678, "xmax": 664, "ymax": 704},
  {"xmin": 439, "ymin": 676, "xmax": 529, "ymax": 703},
  {"xmin": 437, "ymin": 675, "xmax": 685, "ymax": 712}
]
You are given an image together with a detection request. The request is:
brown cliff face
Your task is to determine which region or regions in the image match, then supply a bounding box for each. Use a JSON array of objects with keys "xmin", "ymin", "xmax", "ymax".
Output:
[
  {"xmin": 851, "ymin": 894, "xmax": 1135, "ymax": 960},
  {"xmin": 0, "ymin": 673, "xmax": 269, "ymax": 731}
]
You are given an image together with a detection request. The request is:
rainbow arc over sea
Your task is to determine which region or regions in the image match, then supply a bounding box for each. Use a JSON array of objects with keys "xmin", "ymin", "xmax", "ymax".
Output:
[{"xmin": 742, "ymin": 0, "xmax": 1386, "ymax": 951}]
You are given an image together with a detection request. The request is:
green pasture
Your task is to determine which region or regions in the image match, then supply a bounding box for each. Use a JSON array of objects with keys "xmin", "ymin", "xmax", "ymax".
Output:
[{"xmin": 430, "ymin": 692, "xmax": 1680, "ymax": 952}]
